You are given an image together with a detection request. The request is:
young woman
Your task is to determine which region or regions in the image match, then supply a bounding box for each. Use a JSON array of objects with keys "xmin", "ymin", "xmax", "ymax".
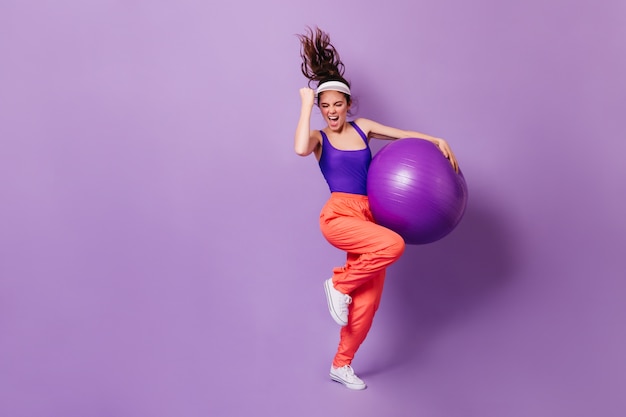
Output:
[{"xmin": 295, "ymin": 27, "xmax": 458, "ymax": 390}]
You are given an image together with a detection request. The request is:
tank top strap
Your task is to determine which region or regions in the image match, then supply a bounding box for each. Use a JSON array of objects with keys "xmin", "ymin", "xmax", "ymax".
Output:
[
  {"xmin": 320, "ymin": 129, "xmax": 330, "ymax": 144},
  {"xmin": 349, "ymin": 121, "xmax": 369, "ymax": 145}
]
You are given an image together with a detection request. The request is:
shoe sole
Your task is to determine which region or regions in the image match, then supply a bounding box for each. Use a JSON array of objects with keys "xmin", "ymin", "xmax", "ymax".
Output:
[
  {"xmin": 330, "ymin": 373, "xmax": 367, "ymax": 390},
  {"xmin": 324, "ymin": 280, "xmax": 347, "ymax": 326}
]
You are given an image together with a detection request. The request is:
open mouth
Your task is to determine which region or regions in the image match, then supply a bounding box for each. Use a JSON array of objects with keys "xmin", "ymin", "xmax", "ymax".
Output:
[{"xmin": 329, "ymin": 116, "xmax": 339, "ymax": 121}]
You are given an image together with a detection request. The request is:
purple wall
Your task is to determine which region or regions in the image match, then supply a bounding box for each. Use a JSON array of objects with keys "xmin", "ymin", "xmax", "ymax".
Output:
[{"xmin": 1, "ymin": 1, "xmax": 625, "ymax": 416}]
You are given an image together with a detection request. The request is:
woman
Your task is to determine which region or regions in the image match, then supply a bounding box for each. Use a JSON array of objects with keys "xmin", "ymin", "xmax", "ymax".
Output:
[{"xmin": 294, "ymin": 27, "xmax": 458, "ymax": 390}]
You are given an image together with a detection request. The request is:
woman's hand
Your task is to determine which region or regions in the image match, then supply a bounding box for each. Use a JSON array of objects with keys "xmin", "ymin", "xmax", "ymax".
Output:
[
  {"xmin": 300, "ymin": 87, "xmax": 315, "ymax": 109},
  {"xmin": 433, "ymin": 138, "xmax": 459, "ymax": 173}
]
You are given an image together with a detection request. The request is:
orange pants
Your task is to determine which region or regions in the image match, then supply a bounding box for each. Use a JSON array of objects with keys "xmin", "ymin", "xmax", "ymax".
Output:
[{"xmin": 319, "ymin": 192, "xmax": 405, "ymax": 367}]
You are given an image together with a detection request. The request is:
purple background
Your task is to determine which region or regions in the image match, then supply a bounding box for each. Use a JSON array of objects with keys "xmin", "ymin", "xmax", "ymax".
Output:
[{"xmin": 1, "ymin": 1, "xmax": 625, "ymax": 416}]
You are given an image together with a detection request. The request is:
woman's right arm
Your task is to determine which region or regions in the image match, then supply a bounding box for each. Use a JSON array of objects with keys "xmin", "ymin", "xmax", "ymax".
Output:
[{"xmin": 294, "ymin": 88, "xmax": 320, "ymax": 156}]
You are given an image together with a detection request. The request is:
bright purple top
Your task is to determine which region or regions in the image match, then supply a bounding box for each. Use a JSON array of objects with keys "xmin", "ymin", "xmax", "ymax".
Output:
[{"xmin": 318, "ymin": 121, "xmax": 372, "ymax": 195}]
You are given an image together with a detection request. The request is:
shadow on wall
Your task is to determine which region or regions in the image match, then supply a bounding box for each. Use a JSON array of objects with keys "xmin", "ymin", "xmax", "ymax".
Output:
[{"xmin": 365, "ymin": 194, "xmax": 519, "ymax": 373}]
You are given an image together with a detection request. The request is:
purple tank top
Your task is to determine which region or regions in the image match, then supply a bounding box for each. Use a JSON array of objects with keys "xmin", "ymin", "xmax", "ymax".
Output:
[{"xmin": 319, "ymin": 121, "xmax": 372, "ymax": 195}]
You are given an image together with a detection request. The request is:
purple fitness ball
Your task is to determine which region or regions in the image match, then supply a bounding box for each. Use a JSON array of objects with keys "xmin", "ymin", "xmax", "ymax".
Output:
[{"xmin": 367, "ymin": 138, "xmax": 468, "ymax": 245}]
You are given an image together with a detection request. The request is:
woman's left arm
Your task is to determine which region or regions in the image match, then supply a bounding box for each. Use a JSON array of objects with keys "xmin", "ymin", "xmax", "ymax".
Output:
[{"xmin": 355, "ymin": 118, "xmax": 459, "ymax": 173}]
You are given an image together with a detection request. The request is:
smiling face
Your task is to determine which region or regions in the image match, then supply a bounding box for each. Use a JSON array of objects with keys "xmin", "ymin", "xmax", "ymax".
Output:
[{"xmin": 318, "ymin": 90, "xmax": 351, "ymax": 132}]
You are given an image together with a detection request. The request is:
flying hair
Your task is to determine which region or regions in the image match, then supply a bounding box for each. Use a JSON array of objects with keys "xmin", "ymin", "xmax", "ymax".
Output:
[{"xmin": 297, "ymin": 26, "xmax": 350, "ymax": 90}]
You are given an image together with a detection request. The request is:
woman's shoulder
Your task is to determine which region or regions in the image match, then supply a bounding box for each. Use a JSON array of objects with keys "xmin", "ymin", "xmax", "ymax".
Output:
[
  {"xmin": 310, "ymin": 129, "xmax": 323, "ymax": 146},
  {"xmin": 351, "ymin": 118, "xmax": 376, "ymax": 133},
  {"xmin": 311, "ymin": 129, "xmax": 323, "ymax": 139}
]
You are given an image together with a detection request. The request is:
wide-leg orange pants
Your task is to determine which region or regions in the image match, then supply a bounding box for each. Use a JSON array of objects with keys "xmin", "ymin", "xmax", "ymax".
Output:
[{"xmin": 319, "ymin": 192, "xmax": 405, "ymax": 367}]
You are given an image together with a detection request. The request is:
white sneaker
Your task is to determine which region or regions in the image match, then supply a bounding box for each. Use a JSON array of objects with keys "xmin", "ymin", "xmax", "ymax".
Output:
[
  {"xmin": 330, "ymin": 365, "xmax": 367, "ymax": 390},
  {"xmin": 324, "ymin": 279, "xmax": 352, "ymax": 326}
]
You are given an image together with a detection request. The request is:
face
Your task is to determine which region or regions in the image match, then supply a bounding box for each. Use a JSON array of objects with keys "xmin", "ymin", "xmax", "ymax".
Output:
[{"xmin": 319, "ymin": 90, "xmax": 351, "ymax": 131}]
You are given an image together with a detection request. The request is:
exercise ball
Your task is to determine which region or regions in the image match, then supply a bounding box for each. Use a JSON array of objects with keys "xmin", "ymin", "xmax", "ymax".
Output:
[{"xmin": 367, "ymin": 138, "xmax": 468, "ymax": 245}]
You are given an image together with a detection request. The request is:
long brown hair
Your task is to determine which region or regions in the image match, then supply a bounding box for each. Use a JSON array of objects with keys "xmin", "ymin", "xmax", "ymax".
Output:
[{"xmin": 298, "ymin": 26, "xmax": 351, "ymax": 104}]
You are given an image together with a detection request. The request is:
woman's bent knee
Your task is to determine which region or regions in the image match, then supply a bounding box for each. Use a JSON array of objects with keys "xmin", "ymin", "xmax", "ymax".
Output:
[{"xmin": 389, "ymin": 233, "xmax": 406, "ymax": 260}]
